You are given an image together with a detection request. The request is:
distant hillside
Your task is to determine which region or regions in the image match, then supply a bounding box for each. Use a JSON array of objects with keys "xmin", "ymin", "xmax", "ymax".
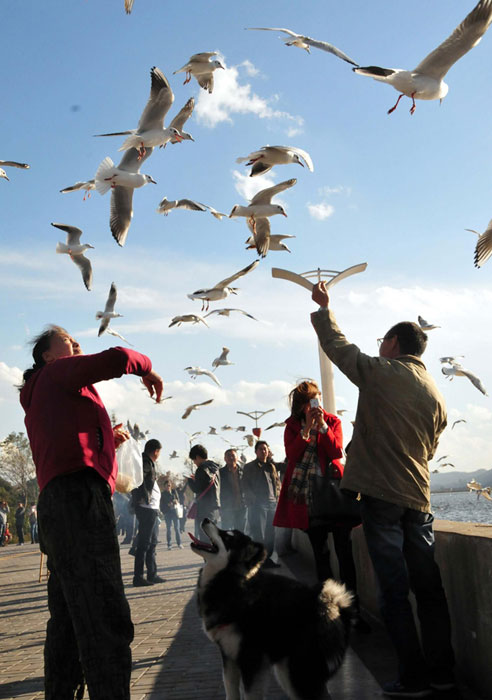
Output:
[{"xmin": 430, "ymin": 468, "xmax": 492, "ymax": 492}]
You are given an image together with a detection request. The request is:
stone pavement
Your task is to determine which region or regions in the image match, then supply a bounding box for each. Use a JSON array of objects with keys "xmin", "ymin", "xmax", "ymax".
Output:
[{"xmin": 0, "ymin": 532, "xmax": 480, "ymax": 700}]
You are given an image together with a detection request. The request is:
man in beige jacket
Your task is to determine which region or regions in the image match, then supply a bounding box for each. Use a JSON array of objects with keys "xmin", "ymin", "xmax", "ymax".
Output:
[{"xmin": 311, "ymin": 281, "xmax": 454, "ymax": 699}]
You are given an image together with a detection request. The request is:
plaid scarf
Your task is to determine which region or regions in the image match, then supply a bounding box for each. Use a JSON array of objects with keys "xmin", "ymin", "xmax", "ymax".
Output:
[{"xmin": 287, "ymin": 429, "xmax": 319, "ymax": 506}]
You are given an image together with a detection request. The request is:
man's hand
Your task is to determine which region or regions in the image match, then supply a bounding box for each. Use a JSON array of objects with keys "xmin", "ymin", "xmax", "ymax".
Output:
[
  {"xmin": 142, "ymin": 370, "xmax": 164, "ymax": 403},
  {"xmin": 312, "ymin": 281, "xmax": 329, "ymax": 308},
  {"xmin": 113, "ymin": 423, "xmax": 130, "ymax": 449}
]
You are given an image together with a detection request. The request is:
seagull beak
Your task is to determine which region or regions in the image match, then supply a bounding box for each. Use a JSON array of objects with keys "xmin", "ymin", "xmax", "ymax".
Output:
[
  {"xmin": 282, "ymin": 211, "xmax": 288, "ymax": 217},
  {"xmin": 149, "ymin": 177, "xmax": 157, "ymax": 184},
  {"xmin": 174, "ymin": 133, "xmax": 183, "ymax": 142}
]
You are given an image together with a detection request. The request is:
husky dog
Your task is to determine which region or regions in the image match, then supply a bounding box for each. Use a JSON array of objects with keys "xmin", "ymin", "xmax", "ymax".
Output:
[{"xmin": 190, "ymin": 519, "xmax": 353, "ymax": 700}]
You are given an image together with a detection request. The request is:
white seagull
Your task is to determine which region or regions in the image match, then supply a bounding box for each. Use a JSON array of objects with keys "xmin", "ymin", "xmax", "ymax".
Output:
[
  {"xmin": 353, "ymin": 0, "xmax": 492, "ymax": 114},
  {"xmin": 106, "ymin": 328, "xmax": 133, "ymax": 346},
  {"xmin": 442, "ymin": 362, "xmax": 488, "ymax": 396},
  {"xmin": 94, "ymin": 67, "xmax": 183, "ymax": 158},
  {"xmin": 0, "ymin": 160, "xmax": 30, "ymax": 181},
  {"xmin": 96, "ymin": 282, "xmax": 123, "ymax": 337},
  {"xmin": 174, "ymin": 52, "xmax": 224, "ymax": 93},
  {"xmin": 94, "ymin": 147, "xmax": 156, "ymax": 247},
  {"xmin": 184, "ymin": 366, "xmax": 221, "ymax": 387},
  {"xmin": 236, "ymin": 145, "xmax": 314, "ymax": 178},
  {"xmin": 439, "ymin": 356, "xmax": 464, "ymax": 364},
  {"xmin": 245, "ymin": 27, "xmax": 358, "ymax": 65},
  {"xmin": 156, "ymin": 197, "xmax": 226, "ymax": 219},
  {"xmin": 60, "ymin": 179, "xmax": 96, "ymax": 200},
  {"xmin": 466, "ymin": 218, "xmax": 492, "ymax": 268},
  {"xmin": 245, "ymin": 233, "xmax": 295, "ymax": 253},
  {"xmin": 229, "ymin": 179, "xmax": 296, "ymax": 235},
  {"xmin": 53, "ymin": 222, "xmax": 94, "ymax": 291},
  {"xmin": 212, "ymin": 347, "xmax": 234, "ymax": 369},
  {"xmin": 418, "ymin": 315, "xmax": 441, "ymax": 331},
  {"xmin": 265, "ymin": 421, "xmax": 287, "ymax": 430},
  {"xmin": 208, "ymin": 426, "xmax": 218, "ymax": 435},
  {"xmin": 169, "ymin": 314, "xmax": 209, "ymax": 328},
  {"xmin": 182, "ymin": 398, "xmax": 214, "ymax": 420},
  {"xmin": 204, "ymin": 308, "xmax": 258, "ymax": 321},
  {"xmin": 166, "ymin": 97, "xmax": 195, "ymax": 145},
  {"xmin": 188, "ymin": 260, "xmax": 259, "ymax": 311}
]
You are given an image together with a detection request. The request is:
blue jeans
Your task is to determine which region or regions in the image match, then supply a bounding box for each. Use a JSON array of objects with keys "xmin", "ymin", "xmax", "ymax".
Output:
[
  {"xmin": 247, "ymin": 502, "xmax": 276, "ymax": 558},
  {"xmin": 361, "ymin": 495, "xmax": 454, "ymax": 686},
  {"xmin": 164, "ymin": 511, "xmax": 181, "ymax": 546}
]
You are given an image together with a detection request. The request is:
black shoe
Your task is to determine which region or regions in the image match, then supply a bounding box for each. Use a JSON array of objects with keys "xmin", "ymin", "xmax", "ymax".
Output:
[
  {"xmin": 147, "ymin": 575, "xmax": 166, "ymax": 584},
  {"xmin": 133, "ymin": 576, "xmax": 154, "ymax": 587},
  {"xmin": 128, "ymin": 547, "xmax": 136, "ymax": 556},
  {"xmin": 382, "ymin": 680, "xmax": 432, "ymax": 698}
]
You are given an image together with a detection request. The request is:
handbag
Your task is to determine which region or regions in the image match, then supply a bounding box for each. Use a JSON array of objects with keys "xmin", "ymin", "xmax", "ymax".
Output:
[
  {"xmin": 309, "ymin": 465, "xmax": 361, "ymax": 527},
  {"xmin": 175, "ymin": 503, "xmax": 184, "ymax": 519}
]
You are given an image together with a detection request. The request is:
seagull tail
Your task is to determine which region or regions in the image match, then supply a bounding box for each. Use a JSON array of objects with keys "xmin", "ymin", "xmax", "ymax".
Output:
[
  {"xmin": 119, "ymin": 133, "xmax": 141, "ymax": 151},
  {"xmin": 94, "ymin": 156, "xmax": 115, "ymax": 195},
  {"xmin": 55, "ymin": 242, "xmax": 70, "ymax": 254}
]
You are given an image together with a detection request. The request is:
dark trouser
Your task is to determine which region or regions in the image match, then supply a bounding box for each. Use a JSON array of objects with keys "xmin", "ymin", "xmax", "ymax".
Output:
[
  {"xmin": 0, "ymin": 521, "xmax": 6, "ymax": 545},
  {"xmin": 164, "ymin": 511, "xmax": 181, "ymax": 546},
  {"xmin": 307, "ymin": 523, "xmax": 357, "ymax": 594},
  {"xmin": 361, "ymin": 495, "xmax": 454, "ymax": 686},
  {"xmin": 30, "ymin": 521, "xmax": 38, "ymax": 543},
  {"xmin": 16, "ymin": 523, "xmax": 24, "ymax": 544},
  {"xmin": 247, "ymin": 502, "xmax": 276, "ymax": 558},
  {"xmin": 221, "ymin": 506, "xmax": 247, "ymax": 532},
  {"xmin": 134, "ymin": 506, "xmax": 159, "ymax": 580},
  {"xmin": 38, "ymin": 468, "xmax": 133, "ymax": 700},
  {"xmin": 195, "ymin": 508, "xmax": 219, "ymax": 538}
]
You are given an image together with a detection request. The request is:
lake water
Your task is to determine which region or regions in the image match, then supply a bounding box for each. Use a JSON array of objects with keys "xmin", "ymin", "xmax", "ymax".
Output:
[{"xmin": 431, "ymin": 491, "xmax": 492, "ymax": 525}]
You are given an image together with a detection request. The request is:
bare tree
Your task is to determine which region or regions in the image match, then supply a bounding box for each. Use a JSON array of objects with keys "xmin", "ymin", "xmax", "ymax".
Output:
[{"xmin": 0, "ymin": 432, "xmax": 37, "ymax": 503}]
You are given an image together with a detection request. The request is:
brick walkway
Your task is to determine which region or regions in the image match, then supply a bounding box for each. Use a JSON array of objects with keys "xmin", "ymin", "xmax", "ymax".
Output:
[{"xmin": 0, "ymin": 534, "xmax": 479, "ymax": 700}]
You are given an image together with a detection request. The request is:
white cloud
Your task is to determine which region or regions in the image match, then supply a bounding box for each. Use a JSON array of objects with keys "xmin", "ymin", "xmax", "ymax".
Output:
[
  {"xmin": 240, "ymin": 59, "xmax": 260, "ymax": 77},
  {"xmin": 318, "ymin": 185, "xmax": 352, "ymax": 197},
  {"xmin": 195, "ymin": 60, "xmax": 304, "ymax": 134},
  {"xmin": 307, "ymin": 202, "xmax": 335, "ymax": 220},
  {"xmin": 232, "ymin": 169, "xmax": 277, "ymax": 203}
]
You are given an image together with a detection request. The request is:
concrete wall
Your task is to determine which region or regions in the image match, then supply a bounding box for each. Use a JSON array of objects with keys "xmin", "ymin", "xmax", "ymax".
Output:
[{"xmin": 290, "ymin": 521, "xmax": 492, "ymax": 700}]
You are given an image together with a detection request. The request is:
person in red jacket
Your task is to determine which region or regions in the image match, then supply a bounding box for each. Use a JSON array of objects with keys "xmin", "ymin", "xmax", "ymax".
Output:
[
  {"xmin": 19, "ymin": 325, "xmax": 163, "ymax": 700},
  {"xmin": 274, "ymin": 380, "xmax": 368, "ymax": 631}
]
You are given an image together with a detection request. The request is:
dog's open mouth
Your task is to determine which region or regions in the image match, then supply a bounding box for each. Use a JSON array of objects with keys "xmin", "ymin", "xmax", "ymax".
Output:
[{"xmin": 188, "ymin": 532, "xmax": 218, "ymax": 553}]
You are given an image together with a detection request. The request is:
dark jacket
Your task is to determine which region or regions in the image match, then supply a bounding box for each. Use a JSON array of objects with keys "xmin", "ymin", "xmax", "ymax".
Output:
[
  {"xmin": 132, "ymin": 452, "xmax": 157, "ymax": 506},
  {"xmin": 160, "ymin": 489, "xmax": 180, "ymax": 515},
  {"xmin": 15, "ymin": 507, "xmax": 25, "ymax": 526},
  {"xmin": 219, "ymin": 465, "xmax": 245, "ymax": 511},
  {"xmin": 242, "ymin": 459, "xmax": 280, "ymax": 507},
  {"xmin": 188, "ymin": 460, "xmax": 220, "ymax": 518}
]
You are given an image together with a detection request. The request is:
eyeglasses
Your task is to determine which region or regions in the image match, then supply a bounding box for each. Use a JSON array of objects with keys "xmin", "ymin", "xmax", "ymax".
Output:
[{"xmin": 377, "ymin": 337, "xmax": 385, "ymax": 348}]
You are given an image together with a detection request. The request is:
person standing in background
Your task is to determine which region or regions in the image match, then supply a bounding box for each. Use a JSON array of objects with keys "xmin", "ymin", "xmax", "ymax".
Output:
[
  {"xmin": 15, "ymin": 503, "xmax": 25, "ymax": 545},
  {"xmin": 219, "ymin": 448, "xmax": 246, "ymax": 531}
]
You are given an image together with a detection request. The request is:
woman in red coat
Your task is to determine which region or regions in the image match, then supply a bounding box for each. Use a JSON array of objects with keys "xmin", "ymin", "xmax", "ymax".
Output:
[{"xmin": 274, "ymin": 380, "xmax": 367, "ymax": 629}]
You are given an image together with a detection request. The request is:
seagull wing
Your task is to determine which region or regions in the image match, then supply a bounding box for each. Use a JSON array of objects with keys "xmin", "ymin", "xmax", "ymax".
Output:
[
  {"xmin": 72, "ymin": 253, "xmax": 92, "ymax": 291},
  {"xmin": 246, "ymin": 27, "xmax": 300, "ymax": 38},
  {"xmin": 124, "ymin": 0, "xmax": 134, "ymax": 13},
  {"xmin": 137, "ymin": 67, "xmax": 174, "ymax": 131},
  {"xmin": 461, "ymin": 368, "xmax": 488, "ymax": 395},
  {"xmin": 203, "ymin": 370, "xmax": 221, "ymax": 387},
  {"xmin": 98, "ymin": 316, "xmax": 110, "ymax": 336},
  {"xmin": 60, "ymin": 180, "xmax": 95, "ymax": 193},
  {"xmin": 169, "ymin": 97, "xmax": 194, "ymax": 135},
  {"xmin": 250, "ymin": 178, "xmax": 297, "ymax": 205},
  {"xmin": 110, "ymin": 186, "xmax": 134, "ymax": 247},
  {"xmin": 219, "ymin": 347, "xmax": 230, "ymax": 362},
  {"xmin": 0, "ymin": 160, "xmax": 30, "ymax": 169},
  {"xmin": 189, "ymin": 52, "xmax": 217, "ymax": 62},
  {"xmin": 214, "ymin": 259, "xmax": 259, "ymax": 289},
  {"xmin": 276, "ymin": 145, "xmax": 314, "ymax": 171},
  {"xmin": 474, "ymin": 219, "xmax": 492, "ymax": 267},
  {"xmin": 247, "ymin": 217, "xmax": 271, "ymax": 258},
  {"xmin": 51, "ymin": 222, "xmax": 83, "ymax": 246},
  {"xmin": 302, "ymin": 36, "xmax": 358, "ymax": 65},
  {"xmin": 117, "ymin": 144, "xmax": 154, "ymax": 173},
  {"xmin": 196, "ymin": 73, "xmax": 214, "ymax": 93},
  {"xmin": 106, "ymin": 328, "xmax": 133, "ymax": 345},
  {"xmin": 175, "ymin": 199, "xmax": 208, "ymax": 212},
  {"xmin": 104, "ymin": 282, "xmax": 118, "ymax": 313},
  {"xmin": 414, "ymin": 0, "xmax": 492, "ymax": 80}
]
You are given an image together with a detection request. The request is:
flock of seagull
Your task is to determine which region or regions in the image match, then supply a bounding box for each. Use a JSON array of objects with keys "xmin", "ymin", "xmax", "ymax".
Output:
[{"xmin": 4, "ymin": 0, "xmax": 492, "ymax": 466}]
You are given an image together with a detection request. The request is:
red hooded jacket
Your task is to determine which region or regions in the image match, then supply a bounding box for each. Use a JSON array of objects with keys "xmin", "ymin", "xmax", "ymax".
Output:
[
  {"xmin": 273, "ymin": 410, "xmax": 344, "ymax": 530},
  {"xmin": 19, "ymin": 347, "xmax": 152, "ymax": 494}
]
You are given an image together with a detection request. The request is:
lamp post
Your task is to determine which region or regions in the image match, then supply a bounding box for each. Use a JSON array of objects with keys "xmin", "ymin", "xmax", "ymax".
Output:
[
  {"xmin": 271, "ymin": 263, "xmax": 367, "ymax": 413},
  {"xmin": 236, "ymin": 408, "xmax": 275, "ymax": 440}
]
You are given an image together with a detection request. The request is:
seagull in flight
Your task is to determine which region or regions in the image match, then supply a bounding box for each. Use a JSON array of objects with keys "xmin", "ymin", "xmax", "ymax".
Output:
[
  {"xmin": 60, "ymin": 179, "xmax": 96, "ymax": 201},
  {"xmin": 442, "ymin": 362, "xmax": 488, "ymax": 395},
  {"xmin": 236, "ymin": 145, "xmax": 313, "ymax": 178},
  {"xmin": 245, "ymin": 27, "xmax": 358, "ymax": 65},
  {"xmin": 169, "ymin": 314, "xmax": 209, "ymax": 328},
  {"xmin": 106, "ymin": 327, "xmax": 133, "ymax": 346},
  {"xmin": 353, "ymin": 0, "xmax": 492, "ymax": 114},
  {"xmin": 204, "ymin": 308, "xmax": 258, "ymax": 321},
  {"xmin": 229, "ymin": 178, "xmax": 296, "ymax": 237},
  {"xmin": 208, "ymin": 426, "xmax": 218, "ymax": 435},
  {"xmin": 466, "ymin": 218, "xmax": 492, "ymax": 268},
  {"xmin": 418, "ymin": 315, "xmax": 441, "ymax": 331},
  {"xmin": 156, "ymin": 197, "xmax": 225, "ymax": 218},
  {"xmin": 169, "ymin": 450, "xmax": 179, "ymax": 459},
  {"xmin": 182, "ymin": 398, "xmax": 214, "ymax": 420},
  {"xmin": 0, "ymin": 160, "xmax": 30, "ymax": 181},
  {"xmin": 265, "ymin": 421, "xmax": 287, "ymax": 430},
  {"xmin": 245, "ymin": 233, "xmax": 295, "ymax": 254},
  {"xmin": 184, "ymin": 366, "xmax": 221, "ymax": 387},
  {"xmin": 188, "ymin": 260, "xmax": 259, "ymax": 311},
  {"xmin": 94, "ymin": 67, "xmax": 183, "ymax": 159},
  {"xmin": 174, "ymin": 52, "xmax": 224, "ymax": 93},
  {"xmin": 452, "ymin": 419, "xmax": 467, "ymax": 429},
  {"xmin": 212, "ymin": 347, "xmax": 234, "ymax": 369},
  {"xmin": 53, "ymin": 223, "xmax": 94, "ymax": 291},
  {"xmin": 96, "ymin": 282, "xmax": 123, "ymax": 336}
]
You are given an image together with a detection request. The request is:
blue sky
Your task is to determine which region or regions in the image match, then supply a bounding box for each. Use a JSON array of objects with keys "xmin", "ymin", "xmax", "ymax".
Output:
[{"xmin": 1, "ymin": 0, "xmax": 492, "ymax": 475}]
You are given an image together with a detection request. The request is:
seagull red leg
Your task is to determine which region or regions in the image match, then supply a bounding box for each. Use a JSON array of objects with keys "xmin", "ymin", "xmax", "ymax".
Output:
[
  {"xmin": 409, "ymin": 92, "xmax": 416, "ymax": 115},
  {"xmin": 387, "ymin": 93, "xmax": 404, "ymax": 115}
]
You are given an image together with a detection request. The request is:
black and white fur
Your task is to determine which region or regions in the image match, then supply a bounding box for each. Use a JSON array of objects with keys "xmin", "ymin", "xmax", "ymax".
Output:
[{"xmin": 191, "ymin": 519, "xmax": 353, "ymax": 700}]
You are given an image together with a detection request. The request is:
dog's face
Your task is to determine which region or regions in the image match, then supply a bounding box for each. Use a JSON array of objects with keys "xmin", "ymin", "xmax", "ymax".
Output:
[{"xmin": 190, "ymin": 519, "xmax": 266, "ymax": 579}]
